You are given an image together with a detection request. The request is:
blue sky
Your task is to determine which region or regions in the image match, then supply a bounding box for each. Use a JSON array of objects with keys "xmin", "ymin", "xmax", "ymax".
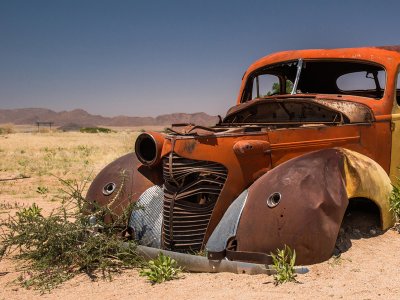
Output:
[{"xmin": 1, "ymin": 0, "xmax": 400, "ymax": 117}]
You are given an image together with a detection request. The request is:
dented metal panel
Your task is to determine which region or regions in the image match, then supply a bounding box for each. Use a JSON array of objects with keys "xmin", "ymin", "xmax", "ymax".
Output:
[
  {"xmin": 206, "ymin": 190, "xmax": 248, "ymax": 253},
  {"xmin": 227, "ymin": 149, "xmax": 349, "ymax": 265},
  {"xmin": 207, "ymin": 148, "xmax": 393, "ymax": 265},
  {"xmin": 129, "ymin": 185, "xmax": 164, "ymax": 248},
  {"xmin": 85, "ymin": 153, "xmax": 163, "ymax": 221}
]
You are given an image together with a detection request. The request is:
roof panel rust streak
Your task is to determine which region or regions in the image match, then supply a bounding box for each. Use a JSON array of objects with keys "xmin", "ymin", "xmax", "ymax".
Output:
[{"xmin": 376, "ymin": 45, "xmax": 400, "ymax": 53}]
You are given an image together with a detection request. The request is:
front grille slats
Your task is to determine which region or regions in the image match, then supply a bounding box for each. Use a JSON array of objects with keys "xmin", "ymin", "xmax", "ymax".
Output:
[
  {"xmin": 162, "ymin": 216, "xmax": 211, "ymax": 223},
  {"xmin": 162, "ymin": 153, "xmax": 227, "ymax": 252}
]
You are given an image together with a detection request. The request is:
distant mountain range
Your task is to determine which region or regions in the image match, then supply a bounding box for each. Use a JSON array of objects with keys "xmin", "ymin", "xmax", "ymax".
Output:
[{"xmin": 0, "ymin": 108, "xmax": 219, "ymax": 127}]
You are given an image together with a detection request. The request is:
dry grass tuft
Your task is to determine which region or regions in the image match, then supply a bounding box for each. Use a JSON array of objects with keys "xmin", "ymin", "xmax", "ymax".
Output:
[{"xmin": 0, "ymin": 123, "xmax": 15, "ymax": 134}]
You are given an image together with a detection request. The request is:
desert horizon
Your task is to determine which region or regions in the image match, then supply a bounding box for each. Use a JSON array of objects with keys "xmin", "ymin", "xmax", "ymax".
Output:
[{"xmin": 0, "ymin": 107, "xmax": 219, "ymax": 128}]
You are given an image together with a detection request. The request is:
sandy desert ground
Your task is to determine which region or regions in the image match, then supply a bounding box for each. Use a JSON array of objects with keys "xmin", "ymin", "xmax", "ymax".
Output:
[{"xmin": 1, "ymin": 127, "xmax": 400, "ymax": 299}]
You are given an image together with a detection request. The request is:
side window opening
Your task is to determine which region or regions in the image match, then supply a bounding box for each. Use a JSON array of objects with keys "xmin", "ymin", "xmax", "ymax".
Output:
[
  {"xmin": 336, "ymin": 70, "xmax": 386, "ymax": 99},
  {"xmin": 251, "ymin": 75, "xmax": 293, "ymax": 99},
  {"xmin": 337, "ymin": 71, "xmax": 385, "ymax": 91},
  {"xmin": 251, "ymin": 74, "xmax": 280, "ymax": 99}
]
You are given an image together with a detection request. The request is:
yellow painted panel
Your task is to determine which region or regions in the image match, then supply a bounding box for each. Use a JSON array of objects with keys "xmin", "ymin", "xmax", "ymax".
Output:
[
  {"xmin": 341, "ymin": 149, "xmax": 394, "ymax": 230},
  {"xmin": 390, "ymin": 111, "xmax": 400, "ymax": 182}
]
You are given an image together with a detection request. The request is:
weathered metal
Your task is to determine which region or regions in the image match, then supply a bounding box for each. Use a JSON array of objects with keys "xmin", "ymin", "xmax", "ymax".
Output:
[
  {"xmin": 206, "ymin": 148, "xmax": 392, "ymax": 265},
  {"xmin": 135, "ymin": 131, "xmax": 165, "ymax": 167},
  {"xmin": 85, "ymin": 153, "xmax": 163, "ymax": 221},
  {"xmin": 135, "ymin": 244, "xmax": 309, "ymax": 275},
  {"xmin": 162, "ymin": 154, "xmax": 228, "ymax": 252},
  {"xmin": 87, "ymin": 46, "xmax": 399, "ymax": 265}
]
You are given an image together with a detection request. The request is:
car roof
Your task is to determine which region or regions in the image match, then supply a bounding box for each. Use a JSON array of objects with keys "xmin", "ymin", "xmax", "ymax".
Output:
[{"xmin": 246, "ymin": 46, "xmax": 400, "ymax": 76}]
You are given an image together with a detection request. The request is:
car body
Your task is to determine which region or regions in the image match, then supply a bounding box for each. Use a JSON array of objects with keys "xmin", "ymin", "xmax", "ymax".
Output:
[{"xmin": 86, "ymin": 46, "xmax": 399, "ymax": 265}]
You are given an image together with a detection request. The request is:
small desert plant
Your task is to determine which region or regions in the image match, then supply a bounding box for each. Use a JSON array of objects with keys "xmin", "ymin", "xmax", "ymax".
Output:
[
  {"xmin": 0, "ymin": 202, "xmax": 22, "ymax": 211},
  {"xmin": 36, "ymin": 186, "xmax": 49, "ymax": 195},
  {"xmin": 16, "ymin": 203, "xmax": 42, "ymax": 219},
  {"xmin": 270, "ymin": 245, "xmax": 297, "ymax": 285},
  {"xmin": 140, "ymin": 252, "xmax": 182, "ymax": 284},
  {"xmin": 0, "ymin": 178, "xmax": 142, "ymax": 292},
  {"xmin": 390, "ymin": 174, "xmax": 400, "ymax": 230},
  {"xmin": 390, "ymin": 183, "xmax": 400, "ymax": 218},
  {"xmin": 328, "ymin": 254, "xmax": 343, "ymax": 267}
]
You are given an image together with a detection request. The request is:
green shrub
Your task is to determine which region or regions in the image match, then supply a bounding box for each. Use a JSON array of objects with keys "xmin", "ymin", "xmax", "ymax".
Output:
[
  {"xmin": 390, "ymin": 176, "xmax": 400, "ymax": 224},
  {"xmin": 270, "ymin": 245, "xmax": 297, "ymax": 285},
  {"xmin": 16, "ymin": 203, "xmax": 42, "ymax": 220},
  {"xmin": 140, "ymin": 252, "xmax": 182, "ymax": 284},
  {"xmin": 80, "ymin": 127, "xmax": 114, "ymax": 133},
  {"xmin": 0, "ymin": 178, "xmax": 141, "ymax": 292}
]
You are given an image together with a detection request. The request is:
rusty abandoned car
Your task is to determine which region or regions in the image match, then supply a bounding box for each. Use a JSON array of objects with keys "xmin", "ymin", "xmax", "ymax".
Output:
[{"xmin": 86, "ymin": 46, "xmax": 400, "ymax": 266}]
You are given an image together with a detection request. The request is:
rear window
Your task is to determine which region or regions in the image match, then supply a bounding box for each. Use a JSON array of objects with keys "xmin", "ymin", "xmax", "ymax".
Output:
[{"xmin": 337, "ymin": 71, "xmax": 386, "ymax": 92}]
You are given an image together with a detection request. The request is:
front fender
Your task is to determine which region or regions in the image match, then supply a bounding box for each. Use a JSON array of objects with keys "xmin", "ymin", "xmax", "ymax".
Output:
[
  {"xmin": 85, "ymin": 153, "xmax": 163, "ymax": 219},
  {"xmin": 206, "ymin": 148, "xmax": 393, "ymax": 265}
]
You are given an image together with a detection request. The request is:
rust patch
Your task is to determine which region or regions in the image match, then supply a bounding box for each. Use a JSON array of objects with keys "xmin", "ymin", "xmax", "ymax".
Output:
[
  {"xmin": 183, "ymin": 140, "xmax": 197, "ymax": 153},
  {"xmin": 233, "ymin": 140, "xmax": 270, "ymax": 156}
]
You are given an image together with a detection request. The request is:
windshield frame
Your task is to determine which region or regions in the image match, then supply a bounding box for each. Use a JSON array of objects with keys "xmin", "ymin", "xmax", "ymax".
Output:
[{"xmin": 240, "ymin": 59, "xmax": 388, "ymax": 103}]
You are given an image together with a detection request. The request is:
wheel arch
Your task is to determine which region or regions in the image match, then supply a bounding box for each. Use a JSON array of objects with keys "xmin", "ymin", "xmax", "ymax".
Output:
[{"xmin": 341, "ymin": 148, "xmax": 394, "ymax": 230}]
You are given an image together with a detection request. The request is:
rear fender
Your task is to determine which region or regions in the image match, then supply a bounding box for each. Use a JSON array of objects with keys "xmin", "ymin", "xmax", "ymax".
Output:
[{"xmin": 341, "ymin": 149, "xmax": 393, "ymax": 229}]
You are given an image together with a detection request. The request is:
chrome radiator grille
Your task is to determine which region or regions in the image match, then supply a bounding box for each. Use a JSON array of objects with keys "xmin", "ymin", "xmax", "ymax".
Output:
[{"xmin": 162, "ymin": 153, "xmax": 228, "ymax": 252}]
